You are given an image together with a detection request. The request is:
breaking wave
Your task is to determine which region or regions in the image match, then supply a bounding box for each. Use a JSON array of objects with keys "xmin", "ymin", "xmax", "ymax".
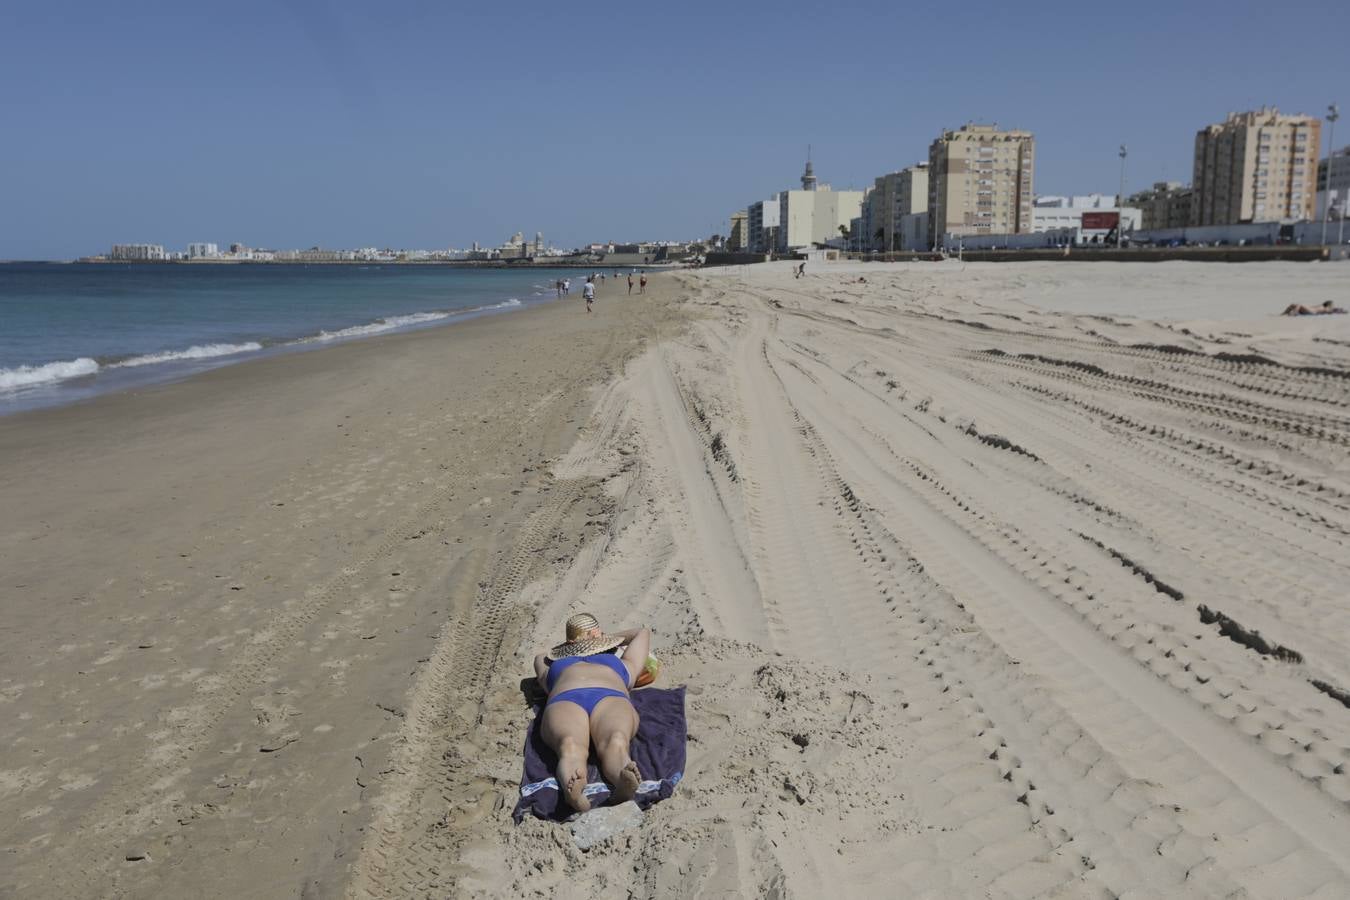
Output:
[
  {"xmin": 0, "ymin": 358, "xmax": 101, "ymax": 391},
  {"xmin": 111, "ymin": 342, "xmax": 264, "ymax": 368},
  {"xmin": 299, "ymin": 299, "xmax": 521, "ymax": 343}
]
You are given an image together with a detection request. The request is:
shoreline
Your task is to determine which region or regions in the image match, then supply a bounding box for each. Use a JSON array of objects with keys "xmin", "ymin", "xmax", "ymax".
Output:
[
  {"xmin": 71, "ymin": 259, "xmax": 690, "ymax": 268},
  {"xmin": 1, "ymin": 265, "xmax": 676, "ymax": 416},
  {"xmin": 0, "ymin": 273, "xmax": 686, "ymax": 898},
  {"xmin": 0, "ymin": 292, "xmax": 537, "ymax": 417}
]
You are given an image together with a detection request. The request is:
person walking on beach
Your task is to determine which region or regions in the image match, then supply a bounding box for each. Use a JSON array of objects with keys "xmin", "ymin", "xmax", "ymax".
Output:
[
  {"xmin": 555, "ymin": 279, "xmax": 563, "ymax": 298},
  {"xmin": 563, "ymin": 278, "xmax": 571, "ymax": 295},
  {"xmin": 627, "ymin": 272, "xmax": 634, "ymax": 295},
  {"xmin": 582, "ymin": 279, "xmax": 595, "ymax": 313},
  {"xmin": 639, "ymin": 272, "xmax": 647, "ymax": 294}
]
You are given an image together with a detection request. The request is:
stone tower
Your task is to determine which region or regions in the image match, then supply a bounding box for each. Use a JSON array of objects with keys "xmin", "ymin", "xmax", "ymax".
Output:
[{"xmin": 801, "ymin": 147, "xmax": 818, "ymax": 191}]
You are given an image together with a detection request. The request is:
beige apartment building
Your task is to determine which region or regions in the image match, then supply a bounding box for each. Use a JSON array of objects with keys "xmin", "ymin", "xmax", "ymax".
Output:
[
  {"xmin": 1127, "ymin": 181, "xmax": 1195, "ymax": 230},
  {"xmin": 1193, "ymin": 108, "xmax": 1321, "ymax": 225},
  {"xmin": 928, "ymin": 124, "xmax": 1034, "ymax": 247},
  {"xmin": 863, "ymin": 164, "xmax": 928, "ymax": 251}
]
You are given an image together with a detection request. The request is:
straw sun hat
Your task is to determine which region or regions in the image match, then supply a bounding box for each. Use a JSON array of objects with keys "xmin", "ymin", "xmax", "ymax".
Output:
[{"xmin": 547, "ymin": 613, "xmax": 625, "ymax": 660}]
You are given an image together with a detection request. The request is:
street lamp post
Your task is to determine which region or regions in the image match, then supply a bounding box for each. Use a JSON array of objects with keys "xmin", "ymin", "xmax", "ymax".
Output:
[
  {"xmin": 1323, "ymin": 105, "xmax": 1339, "ymax": 246},
  {"xmin": 1328, "ymin": 104, "xmax": 1343, "ymax": 246},
  {"xmin": 1118, "ymin": 144, "xmax": 1128, "ymax": 248}
]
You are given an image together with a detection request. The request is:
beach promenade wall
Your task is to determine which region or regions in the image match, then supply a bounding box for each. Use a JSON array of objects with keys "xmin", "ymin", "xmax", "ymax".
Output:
[
  {"xmin": 704, "ymin": 252, "xmax": 771, "ymax": 266},
  {"xmin": 1133, "ymin": 220, "xmax": 1344, "ymax": 247},
  {"xmin": 842, "ymin": 246, "xmax": 1329, "ymax": 263},
  {"xmin": 952, "ymin": 246, "xmax": 1329, "ymax": 263}
]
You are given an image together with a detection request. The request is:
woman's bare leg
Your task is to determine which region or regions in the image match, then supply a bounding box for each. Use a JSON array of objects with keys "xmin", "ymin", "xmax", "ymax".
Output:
[
  {"xmin": 591, "ymin": 696, "xmax": 641, "ymax": 803},
  {"xmin": 541, "ymin": 701, "xmax": 592, "ymax": 812}
]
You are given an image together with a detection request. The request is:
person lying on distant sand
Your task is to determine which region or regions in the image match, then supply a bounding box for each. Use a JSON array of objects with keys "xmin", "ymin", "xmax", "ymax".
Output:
[
  {"xmin": 533, "ymin": 614, "xmax": 651, "ymax": 811},
  {"xmin": 1282, "ymin": 300, "xmax": 1346, "ymax": 316}
]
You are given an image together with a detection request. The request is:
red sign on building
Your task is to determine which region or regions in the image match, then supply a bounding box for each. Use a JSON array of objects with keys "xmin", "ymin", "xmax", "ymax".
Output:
[{"xmin": 1081, "ymin": 211, "xmax": 1120, "ymax": 230}]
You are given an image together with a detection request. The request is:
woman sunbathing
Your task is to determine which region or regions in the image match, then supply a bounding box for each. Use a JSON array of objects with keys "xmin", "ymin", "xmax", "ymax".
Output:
[
  {"xmin": 533, "ymin": 613, "xmax": 650, "ymax": 812},
  {"xmin": 1282, "ymin": 300, "xmax": 1346, "ymax": 316}
]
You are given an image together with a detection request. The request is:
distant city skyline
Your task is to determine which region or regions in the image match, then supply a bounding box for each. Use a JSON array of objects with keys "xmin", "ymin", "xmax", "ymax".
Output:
[{"xmin": 2, "ymin": 0, "xmax": 1347, "ymax": 259}]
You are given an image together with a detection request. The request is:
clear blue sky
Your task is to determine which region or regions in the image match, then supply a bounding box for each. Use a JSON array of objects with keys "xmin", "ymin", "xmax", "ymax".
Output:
[{"xmin": 3, "ymin": 0, "xmax": 1346, "ymax": 259}]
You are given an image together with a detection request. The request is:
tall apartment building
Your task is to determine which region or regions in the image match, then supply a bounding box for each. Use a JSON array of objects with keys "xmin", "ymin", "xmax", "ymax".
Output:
[
  {"xmin": 863, "ymin": 164, "xmax": 928, "ymax": 251},
  {"xmin": 1192, "ymin": 108, "xmax": 1320, "ymax": 225},
  {"xmin": 928, "ymin": 124, "xmax": 1034, "ymax": 247},
  {"xmin": 727, "ymin": 210, "xmax": 748, "ymax": 250},
  {"xmin": 746, "ymin": 198, "xmax": 780, "ymax": 253},
  {"xmin": 1126, "ymin": 181, "xmax": 1196, "ymax": 230},
  {"xmin": 1317, "ymin": 146, "xmax": 1350, "ymax": 222}
]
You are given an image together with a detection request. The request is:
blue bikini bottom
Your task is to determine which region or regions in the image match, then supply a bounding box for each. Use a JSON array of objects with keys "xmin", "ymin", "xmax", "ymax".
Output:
[{"xmin": 547, "ymin": 687, "xmax": 629, "ymax": 716}]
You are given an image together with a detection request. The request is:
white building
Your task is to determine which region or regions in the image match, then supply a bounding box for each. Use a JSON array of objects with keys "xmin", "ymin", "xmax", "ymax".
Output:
[
  {"xmin": 1317, "ymin": 145, "xmax": 1350, "ymax": 224},
  {"xmin": 854, "ymin": 210, "xmax": 929, "ymax": 252},
  {"xmin": 109, "ymin": 243, "xmax": 167, "ymax": 261},
  {"xmin": 1031, "ymin": 195, "xmax": 1141, "ymax": 237},
  {"xmin": 187, "ymin": 242, "xmax": 220, "ymax": 259},
  {"xmin": 775, "ymin": 158, "xmax": 864, "ymax": 252},
  {"xmin": 747, "ymin": 198, "xmax": 781, "ymax": 254},
  {"xmin": 898, "ymin": 213, "xmax": 928, "ymax": 251},
  {"xmin": 1033, "ymin": 193, "xmax": 1116, "ymax": 210}
]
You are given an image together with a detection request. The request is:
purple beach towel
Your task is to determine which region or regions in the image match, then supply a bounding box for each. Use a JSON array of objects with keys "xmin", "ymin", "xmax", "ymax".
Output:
[{"xmin": 512, "ymin": 686, "xmax": 687, "ymax": 823}]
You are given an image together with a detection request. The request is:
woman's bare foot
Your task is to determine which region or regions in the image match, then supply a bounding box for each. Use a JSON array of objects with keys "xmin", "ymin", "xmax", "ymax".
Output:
[
  {"xmin": 562, "ymin": 767, "xmax": 590, "ymax": 812},
  {"xmin": 608, "ymin": 760, "xmax": 641, "ymax": 804}
]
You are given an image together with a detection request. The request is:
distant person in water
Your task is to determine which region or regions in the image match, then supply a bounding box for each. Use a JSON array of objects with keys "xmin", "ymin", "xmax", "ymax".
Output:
[
  {"xmin": 639, "ymin": 272, "xmax": 647, "ymax": 294},
  {"xmin": 1282, "ymin": 300, "xmax": 1346, "ymax": 316},
  {"xmin": 583, "ymin": 279, "xmax": 595, "ymax": 313},
  {"xmin": 563, "ymin": 278, "xmax": 571, "ymax": 295}
]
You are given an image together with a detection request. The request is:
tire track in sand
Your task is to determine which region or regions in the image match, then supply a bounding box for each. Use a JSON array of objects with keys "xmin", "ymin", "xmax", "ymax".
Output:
[
  {"xmin": 772, "ymin": 353, "xmax": 1350, "ymax": 894},
  {"xmin": 732, "ymin": 319, "xmax": 1098, "ymax": 893},
  {"xmin": 347, "ymin": 476, "xmax": 590, "ymax": 899}
]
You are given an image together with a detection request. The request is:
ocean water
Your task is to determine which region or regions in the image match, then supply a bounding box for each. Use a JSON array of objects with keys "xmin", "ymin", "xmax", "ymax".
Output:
[{"xmin": 0, "ymin": 263, "xmax": 589, "ymax": 414}]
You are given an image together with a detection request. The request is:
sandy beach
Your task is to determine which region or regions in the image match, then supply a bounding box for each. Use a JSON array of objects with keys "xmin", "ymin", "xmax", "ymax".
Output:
[{"xmin": 4, "ymin": 261, "xmax": 1350, "ymax": 898}]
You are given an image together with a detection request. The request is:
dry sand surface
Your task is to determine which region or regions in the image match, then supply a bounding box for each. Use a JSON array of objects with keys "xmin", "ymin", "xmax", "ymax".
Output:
[{"xmin": 4, "ymin": 260, "xmax": 1350, "ymax": 898}]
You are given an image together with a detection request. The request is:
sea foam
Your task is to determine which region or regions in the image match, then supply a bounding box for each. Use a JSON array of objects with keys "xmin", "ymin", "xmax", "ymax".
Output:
[
  {"xmin": 0, "ymin": 358, "xmax": 100, "ymax": 391},
  {"xmin": 1, "ymin": 297, "xmax": 526, "ymax": 399},
  {"xmin": 111, "ymin": 342, "xmax": 264, "ymax": 368},
  {"xmin": 300, "ymin": 300, "xmax": 521, "ymax": 344}
]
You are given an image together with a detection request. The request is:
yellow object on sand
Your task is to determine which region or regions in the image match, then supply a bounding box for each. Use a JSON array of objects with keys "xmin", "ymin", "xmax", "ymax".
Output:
[{"xmin": 635, "ymin": 652, "xmax": 661, "ymax": 688}]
